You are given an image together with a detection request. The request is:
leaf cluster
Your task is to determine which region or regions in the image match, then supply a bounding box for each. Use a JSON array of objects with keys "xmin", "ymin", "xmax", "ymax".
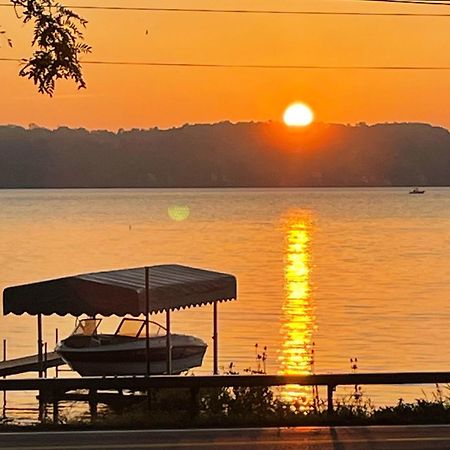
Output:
[{"xmin": 11, "ymin": 0, "xmax": 91, "ymax": 95}]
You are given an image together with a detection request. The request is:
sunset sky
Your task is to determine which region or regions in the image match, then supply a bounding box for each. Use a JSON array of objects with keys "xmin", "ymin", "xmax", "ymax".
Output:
[{"xmin": 0, "ymin": 0, "xmax": 449, "ymax": 130}]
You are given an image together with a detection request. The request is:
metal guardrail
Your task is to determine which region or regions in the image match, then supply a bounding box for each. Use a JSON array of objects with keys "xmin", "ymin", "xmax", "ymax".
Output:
[
  {"xmin": 2, "ymin": 371, "xmax": 450, "ymax": 418},
  {"xmin": 2, "ymin": 372, "xmax": 450, "ymax": 390}
]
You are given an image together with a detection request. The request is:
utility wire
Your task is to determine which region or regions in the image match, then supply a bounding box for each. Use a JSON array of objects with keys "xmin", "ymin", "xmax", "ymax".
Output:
[
  {"xmin": 1, "ymin": 57, "xmax": 449, "ymax": 70},
  {"xmin": 0, "ymin": 3, "xmax": 449, "ymax": 16},
  {"xmin": 355, "ymin": 0, "xmax": 450, "ymax": 5}
]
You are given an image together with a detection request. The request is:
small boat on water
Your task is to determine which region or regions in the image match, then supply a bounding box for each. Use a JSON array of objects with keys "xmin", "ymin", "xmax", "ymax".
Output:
[
  {"xmin": 56, "ymin": 317, "xmax": 207, "ymax": 376},
  {"xmin": 409, "ymin": 187, "xmax": 425, "ymax": 194}
]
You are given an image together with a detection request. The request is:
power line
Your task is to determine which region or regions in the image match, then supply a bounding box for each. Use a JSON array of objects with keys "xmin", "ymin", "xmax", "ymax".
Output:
[
  {"xmin": 356, "ymin": 0, "xmax": 450, "ymax": 5},
  {"xmin": 1, "ymin": 57, "xmax": 449, "ymax": 70},
  {"xmin": 0, "ymin": 3, "xmax": 449, "ymax": 16}
]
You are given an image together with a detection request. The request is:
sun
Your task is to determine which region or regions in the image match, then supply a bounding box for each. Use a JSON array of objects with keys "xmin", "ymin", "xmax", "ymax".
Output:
[{"xmin": 283, "ymin": 103, "xmax": 314, "ymax": 127}]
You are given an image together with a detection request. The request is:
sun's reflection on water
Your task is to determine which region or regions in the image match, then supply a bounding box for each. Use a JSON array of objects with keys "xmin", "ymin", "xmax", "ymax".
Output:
[{"xmin": 279, "ymin": 215, "xmax": 317, "ymax": 409}]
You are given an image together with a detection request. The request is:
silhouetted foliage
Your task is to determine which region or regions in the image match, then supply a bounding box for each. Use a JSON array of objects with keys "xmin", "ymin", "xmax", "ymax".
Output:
[
  {"xmin": 83, "ymin": 384, "xmax": 450, "ymax": 429},
  {"xmin": 7, "ymin": 0, "xmax": 90, "ymax": 95},
  {"xmin": 0, "ymin": 122, "xmax": 448, "ymax": 188}
]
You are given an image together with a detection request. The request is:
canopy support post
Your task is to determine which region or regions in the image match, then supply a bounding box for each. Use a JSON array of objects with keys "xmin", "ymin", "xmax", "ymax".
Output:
[
  {"xmin": 37, "ymin": 313, "xmax": 43, "ymax": 379},
  {"xmin": 166, "ymin": 310, "xmax": 172, "ymax": 375},
  {"xmin": 37, "ymin": 313, "xmax": 45, "ymax": 422},
  {"xmin": 145, "ymin": 267, "xmax": 150, "ymax": 378},
  {"xmin": 213, "ymin": 302, "xmax": 218, "ymax": 375}
]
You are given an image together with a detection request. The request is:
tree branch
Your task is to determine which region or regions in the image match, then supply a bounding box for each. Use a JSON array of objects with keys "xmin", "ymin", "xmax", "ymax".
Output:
[{"xmin": 10, "ymin": 0, "xmax": 91, "ymax": 96}]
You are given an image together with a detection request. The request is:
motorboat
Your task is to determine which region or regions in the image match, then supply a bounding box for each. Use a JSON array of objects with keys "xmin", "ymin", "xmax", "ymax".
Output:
[
  {"xmin": 409, "ymin": 187, "xmax": 425, "ymax": 194},
  {"xmin": 55, "ymin": 317, "xmax": 207, "ymax": 376}
]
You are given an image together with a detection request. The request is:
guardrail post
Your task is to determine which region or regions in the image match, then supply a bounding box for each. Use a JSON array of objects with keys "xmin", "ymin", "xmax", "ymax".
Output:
[
  {"xmin": 52, "ymin": 390, "xmax": 59, "ymax": 424},
  {"xmin": 190, "ymin": 387, "xmax": 199, "ymax": 416},
  {"xmin": 327, "ymin": 384, "xmax": 335, "ymax": 414},
  {"xmin": 89, "ymin": 389, "xmax": 98, "ymax": 420}
]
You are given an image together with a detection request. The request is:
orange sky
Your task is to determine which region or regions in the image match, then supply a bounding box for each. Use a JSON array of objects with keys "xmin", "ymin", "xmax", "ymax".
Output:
[{"xmin": 0, "ymin": 0, "xmax": 449, "ymax": 130}]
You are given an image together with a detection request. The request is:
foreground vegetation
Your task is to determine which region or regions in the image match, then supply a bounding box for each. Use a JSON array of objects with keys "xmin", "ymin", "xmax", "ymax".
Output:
[
  {"xmin": 3, "ymin": 354, "xmax": 450, "ymax": 429},
  {"xmin": 58, "ymin": 383, "xmax": 450, "ymax": 429},
  {"xmin": 2, "ymin": 383, "xmax": 450, "ymax": 430}
]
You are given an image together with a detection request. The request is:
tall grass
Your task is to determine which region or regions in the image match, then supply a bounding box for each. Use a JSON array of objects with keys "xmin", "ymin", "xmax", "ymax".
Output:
[{"xmin": 85, "ymin": 352, "xmax": 450, "ymax": 429}]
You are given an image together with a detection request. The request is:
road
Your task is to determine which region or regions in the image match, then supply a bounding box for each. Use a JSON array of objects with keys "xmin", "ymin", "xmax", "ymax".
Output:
[{"xmin": 1, "ymin": 425, "xmax": 450, "ymax": 449}]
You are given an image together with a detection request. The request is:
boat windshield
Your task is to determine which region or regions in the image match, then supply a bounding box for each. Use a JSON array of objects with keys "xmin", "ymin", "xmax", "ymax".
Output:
[
  {"xmin": 115, "ymin": 318, "xmax": 145, "ymax": 337},
  {"xmin": 72, "ymin": 318, "xmax": 102, "ymax": 336},
  {"xmin": 115, "ymin": 318, "xmax": 167, "ymax": 337}
]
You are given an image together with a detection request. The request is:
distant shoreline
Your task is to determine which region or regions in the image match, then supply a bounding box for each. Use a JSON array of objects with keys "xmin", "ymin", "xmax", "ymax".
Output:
[
  {"xmin": 1, "ymin": 122, "xmax": 448, "ymax": 188},
  {"xmin": 0, "ymin": 185, "xmax": 448, "ymax": 190}
]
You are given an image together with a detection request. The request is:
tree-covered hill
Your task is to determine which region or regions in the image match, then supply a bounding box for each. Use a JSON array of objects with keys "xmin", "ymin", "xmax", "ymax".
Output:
[{"xmin": 0, "ymin": 121, "xmax": 448, "ymax": 188}]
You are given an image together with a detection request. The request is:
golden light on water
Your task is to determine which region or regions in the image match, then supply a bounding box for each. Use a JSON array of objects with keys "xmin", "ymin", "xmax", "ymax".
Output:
[{"xmin": 279, "ymin": 215, "xmax": 316, "ymax": 409}]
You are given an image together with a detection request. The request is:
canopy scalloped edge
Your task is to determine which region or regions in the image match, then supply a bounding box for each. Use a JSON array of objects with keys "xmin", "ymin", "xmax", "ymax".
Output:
[{"xmin": 3, "ymin": 264, "xmax": 237, "ymax": 317}]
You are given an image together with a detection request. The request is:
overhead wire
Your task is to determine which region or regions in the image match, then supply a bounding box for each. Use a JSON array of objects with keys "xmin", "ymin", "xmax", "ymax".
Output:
[
  {"xmin": 0, "ymin": 2, "xmax": 449, "ymax": 16},
  {"xmin": 1, "ymin": 57, "xmax": 449, "ymax": 70},
  {"xmin": 356, "ymin": 0, "xmax": 450, "ymax": 5},
  {"xmin": 0, "ymin": 1, "xmax": 447, "ymax": 73}
]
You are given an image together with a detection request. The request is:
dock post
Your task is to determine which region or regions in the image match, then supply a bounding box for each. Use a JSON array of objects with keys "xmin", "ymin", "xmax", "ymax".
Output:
[
  {"xmin": 213, "ymin": 302, "xmax": 218, "ymax": 375},
  {"xmin": 166, "ymin": 310, "xmax": 172, "ymax": 375},
  {"xmin": 327, "ymin": 385, "xmax": 335, "ymax": 414}
]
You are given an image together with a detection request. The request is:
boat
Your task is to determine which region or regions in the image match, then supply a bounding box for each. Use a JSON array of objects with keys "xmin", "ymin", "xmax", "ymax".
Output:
[
  {"xmin": 55, "ymin": 317, "xmax": 207, "ymax": 376},
  {"xmin": 409, "ymin": 187, "xmax": 425, "ymax": 194}
]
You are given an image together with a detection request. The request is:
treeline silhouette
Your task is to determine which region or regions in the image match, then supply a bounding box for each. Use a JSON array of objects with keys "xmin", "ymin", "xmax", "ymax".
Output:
[{"xmin": 0, "ymin": 121, "xmax": 449, "ymax": 188}]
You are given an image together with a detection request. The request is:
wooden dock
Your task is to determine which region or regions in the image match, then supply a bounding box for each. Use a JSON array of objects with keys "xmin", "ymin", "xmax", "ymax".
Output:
[{"xmin": 0, "ymin": 352, "xmax": 64, "ymax": 377}]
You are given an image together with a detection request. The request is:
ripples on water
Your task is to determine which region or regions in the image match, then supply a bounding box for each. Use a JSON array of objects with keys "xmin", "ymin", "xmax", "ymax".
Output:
[
  {"xmin": 279, "ymin": 215, "xmax": 316, "ymax": 409},
  {"xmin": 1, "ymin": 188, "xmax": 450, "ymax": 418}
]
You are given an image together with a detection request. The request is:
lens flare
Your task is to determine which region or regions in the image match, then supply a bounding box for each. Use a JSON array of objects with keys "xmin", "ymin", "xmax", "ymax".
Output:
[{"xmin": 167, "ymin": 205, "xmax": 190, "ymax": 221}]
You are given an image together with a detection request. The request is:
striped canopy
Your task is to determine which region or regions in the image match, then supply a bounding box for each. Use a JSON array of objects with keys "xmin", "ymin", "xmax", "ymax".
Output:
[{"xmin": 3, "ymin": 264, "xmax": 237, "ymax": 316}]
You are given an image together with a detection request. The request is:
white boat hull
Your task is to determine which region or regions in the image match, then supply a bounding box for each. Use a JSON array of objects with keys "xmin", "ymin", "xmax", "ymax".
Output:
[
  {"xmin": 65, "ymin": 354, "xmax": 205, "ymax": 376},
  {"xmin": 56, "ymin": 334, "xmax": 207, "ymax": 376}
]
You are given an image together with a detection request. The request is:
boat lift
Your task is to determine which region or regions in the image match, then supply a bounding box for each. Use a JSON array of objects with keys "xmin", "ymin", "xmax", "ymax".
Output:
[{"xmin": 3, "ymin": 264, "xmax": 237, "ymax": 378}]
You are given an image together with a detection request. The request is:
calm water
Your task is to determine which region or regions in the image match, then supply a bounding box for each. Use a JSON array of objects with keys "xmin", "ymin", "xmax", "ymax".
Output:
[{"xmin": 1, "ymin": 188, "xmax": 450, "ymax": 417}]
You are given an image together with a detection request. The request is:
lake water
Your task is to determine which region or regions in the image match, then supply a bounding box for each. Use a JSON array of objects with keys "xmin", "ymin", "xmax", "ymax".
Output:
[{"xmin": 1, "ymin": 188, "xmax": 450, "ymax": 418}]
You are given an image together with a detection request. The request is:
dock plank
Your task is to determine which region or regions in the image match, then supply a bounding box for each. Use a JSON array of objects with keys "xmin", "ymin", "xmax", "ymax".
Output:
[{"xmin": 0, "ymin": 352, "xmax": 64, "ymax": 377}]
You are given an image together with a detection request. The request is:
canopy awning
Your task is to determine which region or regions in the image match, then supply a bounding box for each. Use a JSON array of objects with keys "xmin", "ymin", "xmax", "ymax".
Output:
[{"xmin": 3, "ymin": 264, "xmax": 237, "ymax": 316}]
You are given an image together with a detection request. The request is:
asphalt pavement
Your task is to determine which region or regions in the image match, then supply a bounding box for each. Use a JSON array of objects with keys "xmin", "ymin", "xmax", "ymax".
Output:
[{"xmin": 1, "ymin": 425, "xmax": 450, "ymax": 449}]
